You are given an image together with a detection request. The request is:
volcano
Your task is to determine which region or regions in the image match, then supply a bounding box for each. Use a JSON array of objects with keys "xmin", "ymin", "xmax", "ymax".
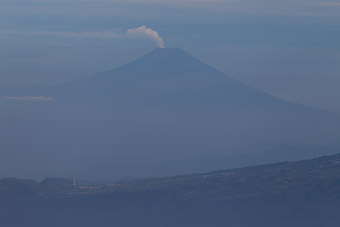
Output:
[
  {"xmin": 0, "ymin": 48, "xmax": 339, "ymax": 180},
  {"xmin": 45, "ymin": 48, "xmax": 308, "ymax": 111},
  {"xmin": 0, "ymin": 48, "xmax": 318, "ymax": 112}
]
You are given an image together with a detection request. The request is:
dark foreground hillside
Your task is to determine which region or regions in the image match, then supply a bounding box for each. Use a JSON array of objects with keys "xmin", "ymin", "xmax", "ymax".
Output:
[{"xmin": 2, "ymin": 153, "xmax": 340, "ymax": 227}]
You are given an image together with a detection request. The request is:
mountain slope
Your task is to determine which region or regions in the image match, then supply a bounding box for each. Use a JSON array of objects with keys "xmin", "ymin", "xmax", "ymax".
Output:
[
  {"xmin": 1, "ymin": 48, "xmax": 311, "ymax": 111},
  {"xmin": 47, "ymin": 48, "xmax": 309, "ymax": 111},
  {"xmin": 2, "ymin": 153, "xmax": 340, "ymax": 227}
]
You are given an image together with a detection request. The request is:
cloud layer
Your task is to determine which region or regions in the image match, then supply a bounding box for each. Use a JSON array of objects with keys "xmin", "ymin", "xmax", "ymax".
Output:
[
  {"xmin": 0, "ymin": 25, "xmax": 164, "ymax": 47},
  {"xmin": 3, "ymin": 96, "xmax": 56, "ymax": 101}
]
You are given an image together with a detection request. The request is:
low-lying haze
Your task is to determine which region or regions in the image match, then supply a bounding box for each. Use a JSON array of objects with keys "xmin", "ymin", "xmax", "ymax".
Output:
[{"xmin": 0, "ymin": 0, "xmax": 339, "ymax": 112}]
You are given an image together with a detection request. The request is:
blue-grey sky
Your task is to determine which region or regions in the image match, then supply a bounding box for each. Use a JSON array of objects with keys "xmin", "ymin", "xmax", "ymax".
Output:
[{"xmin": 1, "ymin": 0, "xmax": 340, "ymax": 112}]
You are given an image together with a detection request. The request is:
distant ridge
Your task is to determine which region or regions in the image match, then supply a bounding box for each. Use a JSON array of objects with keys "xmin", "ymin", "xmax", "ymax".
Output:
[{"xmin": 2, "ymin": 152, "xmax": 340, "ymax": 226}]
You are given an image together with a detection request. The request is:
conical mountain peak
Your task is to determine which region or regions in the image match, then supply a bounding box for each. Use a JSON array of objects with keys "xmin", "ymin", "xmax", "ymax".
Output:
[
  {"xmin": 147, "ymin": 47, "xmax": 189, "ymax": 57},
  {"xmin": 61, "ymin": 47, "xmax": 305, "ymax": 112},
  {"xmin": 116, "ymin": 47, "xmax": 214, "ymax": 74},
  {"xmin": 140, "ymin": 47, "xmax": 199, "ymax": 62}
]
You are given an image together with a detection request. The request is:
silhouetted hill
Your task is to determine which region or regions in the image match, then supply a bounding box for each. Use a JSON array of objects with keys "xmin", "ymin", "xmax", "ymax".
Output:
[{"xmin": 1, "ymin": 153, "xmax": 340, "ymax": 226}]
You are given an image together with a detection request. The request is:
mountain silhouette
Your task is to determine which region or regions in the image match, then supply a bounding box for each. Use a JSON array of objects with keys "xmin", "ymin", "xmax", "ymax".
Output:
[
  {"xmin": 0, "ymin": 48, "xmax": 322, "ymax": 114},
  {"xmin": 44, "ymin": 48, "xmax": 309, "ymax": 111},
  {"xmin": 0, "ymin": 48, "xmax": 339, "ymax": 180}
]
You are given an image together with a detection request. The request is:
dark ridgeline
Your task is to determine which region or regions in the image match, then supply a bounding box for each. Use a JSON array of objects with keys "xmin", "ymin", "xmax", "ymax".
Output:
[
  {"xmin": 0, "ymin": 48, "xmax": 339, "ymax": 181},
  {"xmin": 1, "ymin": 153, "xmax": 340, "ymax": 227}
]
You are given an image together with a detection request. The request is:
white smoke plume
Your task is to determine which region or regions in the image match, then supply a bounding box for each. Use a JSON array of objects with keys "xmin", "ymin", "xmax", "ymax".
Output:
[{"xmin": 127, "ymin": 25, "xmax": 165, "ymax": 48}]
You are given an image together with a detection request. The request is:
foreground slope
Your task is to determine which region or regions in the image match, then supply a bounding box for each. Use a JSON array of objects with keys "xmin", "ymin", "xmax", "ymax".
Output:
[{"xmin": 1, "ymin": 153, "xmax": 340, "ymax": 226}]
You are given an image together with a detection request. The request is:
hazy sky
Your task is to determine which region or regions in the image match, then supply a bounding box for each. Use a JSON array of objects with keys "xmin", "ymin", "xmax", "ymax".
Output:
[{"xmin": 1, "ymin": 0, "xmax": 340, "ymax": 112}]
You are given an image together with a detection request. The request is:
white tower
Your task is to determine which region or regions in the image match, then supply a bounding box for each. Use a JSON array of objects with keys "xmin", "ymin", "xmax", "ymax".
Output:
[{"xmin": 73, "ymin": 174, "xmax": 77, "ymax": 186}]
